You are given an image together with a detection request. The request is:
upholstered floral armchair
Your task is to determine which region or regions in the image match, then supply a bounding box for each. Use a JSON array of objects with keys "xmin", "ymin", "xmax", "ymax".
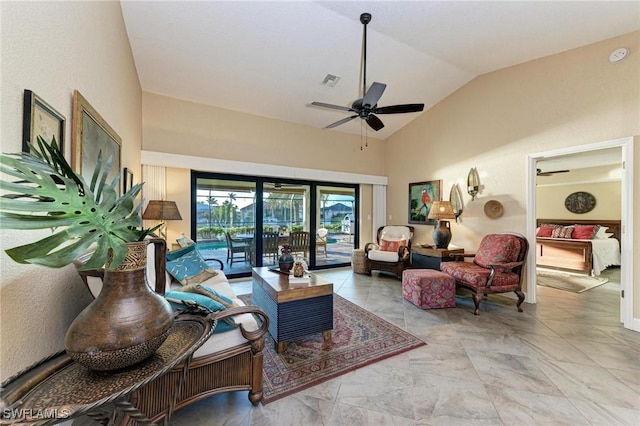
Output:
[
  {"xmin": 440, "ymin": 232, "xmax": 529, "ymax": 315},
  {"xmin": 364, "ymin": 225, "xmax": 414, "ymax": 280}
]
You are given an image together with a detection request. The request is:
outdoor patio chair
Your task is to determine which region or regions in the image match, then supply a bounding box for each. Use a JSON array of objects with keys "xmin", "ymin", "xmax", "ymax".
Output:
[
  {"xmin": 316, "ymin": 228, "xmax": 328, "ymax": 258},
  {"xmin": 289, "ymin": 231, "xmax": 310, "ymax": 258},
  {"xmin": 225, "ymin": 231, "xmax": 250, "ymax": 266}
]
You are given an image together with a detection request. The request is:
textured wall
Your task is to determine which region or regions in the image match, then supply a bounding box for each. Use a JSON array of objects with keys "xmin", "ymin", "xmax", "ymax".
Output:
[{"xmin": 1, "ymin": 1, "xmax": 142, "ymax": 380}]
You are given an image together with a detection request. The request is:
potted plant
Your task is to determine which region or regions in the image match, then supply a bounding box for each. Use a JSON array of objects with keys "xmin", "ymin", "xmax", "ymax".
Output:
[{"xmin": 0, "ymin": 137, "xmax": 173, "ymax": 371}]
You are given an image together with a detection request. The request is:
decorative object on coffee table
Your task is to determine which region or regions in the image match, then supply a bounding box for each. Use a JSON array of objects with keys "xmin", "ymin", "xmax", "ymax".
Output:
[
  {"xmin": 428, "ymin": 201, "xmax": 456, "ymax": 249},
  {"xmin": 0, "ymin": 137, "xmax": 167, "ymax": 370},
  {"xmin": 278, "ymin": 245, "xmax": 294, "ymax": 272}
]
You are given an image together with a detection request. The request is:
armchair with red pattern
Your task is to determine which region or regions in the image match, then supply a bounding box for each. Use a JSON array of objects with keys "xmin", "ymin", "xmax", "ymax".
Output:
[
  {"xmin": 440, "ymin": 232, "xmax": 529, "ymax": 315},
  {"xmin": 364, "ymin": 225, "xmax": 414, "ymax": 280}
]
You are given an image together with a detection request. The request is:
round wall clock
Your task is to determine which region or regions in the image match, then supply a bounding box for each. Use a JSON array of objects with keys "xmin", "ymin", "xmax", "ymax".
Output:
[{"xmin": 564, "ymin": 191, "xmax": 596, "ymax": 214}]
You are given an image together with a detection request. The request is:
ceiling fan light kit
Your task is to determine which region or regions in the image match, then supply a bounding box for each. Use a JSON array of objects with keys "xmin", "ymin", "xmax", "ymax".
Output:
[{"xmin": 311, "ymin": 12, "xmax": 424, "ymax": 147}]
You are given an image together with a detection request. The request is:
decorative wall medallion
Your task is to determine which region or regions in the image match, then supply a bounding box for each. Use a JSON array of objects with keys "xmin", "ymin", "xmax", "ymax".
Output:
[
  {"xmin": 484, "ymin": 200, "xmax": 504, "ymax": 219},
  {"xmin": 564, "ymin": 191, "xmax": 596, "ymax": 214}
]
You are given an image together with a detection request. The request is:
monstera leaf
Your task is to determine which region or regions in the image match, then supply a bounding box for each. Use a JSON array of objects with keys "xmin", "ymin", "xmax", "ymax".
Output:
[{"xmin": 0, "ymin": 137, "xmax": 150, "ymax": 270}]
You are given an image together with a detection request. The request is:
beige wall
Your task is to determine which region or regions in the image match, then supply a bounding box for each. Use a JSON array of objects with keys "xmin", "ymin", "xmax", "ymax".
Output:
[
  {"xmin": 385, "ymin": 32, "xmax": 639, "ymax": 314},
  {"xmin": 142, "ymin": 93, "xmax": 386, "ymax": 247},
  {"xmin": 0, "ymin": 1, "xmax": 142, "ymax": 380},
  {"xmin": 536, "ymin": 181, "xmax": 621, "ymax": 220}
]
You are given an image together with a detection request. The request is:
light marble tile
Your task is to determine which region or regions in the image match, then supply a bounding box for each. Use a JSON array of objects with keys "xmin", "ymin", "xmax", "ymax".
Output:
[
  {"xmin": 409, "ymin": 342, "xmax": 481, "ymax": 382},
  {"xmin": 486, "ymin": 385, "xmax": 589, "ymax": 425},
  {"xmin": 411, "ymin": 376, "xmax": 500, "ymax": 425},
  {"xmin": 328, "ymin": 402, "xmax": 416, "ymax": 426},
  {"xmin": 571, "ymin": 398, "xmax": 640, "ymax": 426},
  {"xmin": 536, "ymin": 358, "xmax": 640, "ymax": 410},
  {"xmin": 466, "ymin": 349, "xmax": 564, "ymax": 396},
  {"xmin": 567, "ymin": 338, "xmax": 640, "ymax": 371}
]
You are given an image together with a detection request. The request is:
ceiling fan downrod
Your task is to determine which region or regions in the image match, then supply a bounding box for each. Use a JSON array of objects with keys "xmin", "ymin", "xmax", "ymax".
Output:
[{"xmin": 360, "ymin": 12, "xmax": 371, "ymax": 101}]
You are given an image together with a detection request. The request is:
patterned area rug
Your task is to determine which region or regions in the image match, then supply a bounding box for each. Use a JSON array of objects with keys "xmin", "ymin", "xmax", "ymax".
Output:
[
  {"xmin": 537, "ymin": 268, "xmax": 609, "ymax": 293},
  {"xmin": 238, "ymin": 293, "xmax": 426, "ymax": 404}
]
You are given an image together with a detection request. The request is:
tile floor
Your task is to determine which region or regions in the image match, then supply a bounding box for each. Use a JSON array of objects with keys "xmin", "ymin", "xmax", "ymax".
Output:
[{"xmin": 77, "ymin": 267, "xmax": 639, "ymax": 425}]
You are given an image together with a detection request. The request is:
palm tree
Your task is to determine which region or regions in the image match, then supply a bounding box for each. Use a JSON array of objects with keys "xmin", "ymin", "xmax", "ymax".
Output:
[
  {"xmin": 207, "ymin": 196, "xmax": 218, "ymax": 237},
  {"xmin": 227, "ymin": 193, "xmax": 237, "ymax": 227}
]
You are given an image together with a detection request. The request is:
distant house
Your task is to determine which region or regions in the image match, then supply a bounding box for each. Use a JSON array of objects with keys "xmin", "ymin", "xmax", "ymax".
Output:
[{"xmin": 320, "ymin": 202, "xmax": 353, "ymax": 222}]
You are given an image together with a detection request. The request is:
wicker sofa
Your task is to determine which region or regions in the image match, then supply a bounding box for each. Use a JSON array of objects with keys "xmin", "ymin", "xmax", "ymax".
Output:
[{"xmin": 75, "ymin": 239, "xmax": 269, "ymax": 424}]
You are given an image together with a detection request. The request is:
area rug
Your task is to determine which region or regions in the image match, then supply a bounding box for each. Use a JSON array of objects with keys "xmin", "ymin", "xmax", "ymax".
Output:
[
  {"xmin": 537, "ymin": 268, "xmax": 609, "ymax": 293},
  {"xmin": 238, "ymin": 293, "xmax": 426, "ymax": 404}
]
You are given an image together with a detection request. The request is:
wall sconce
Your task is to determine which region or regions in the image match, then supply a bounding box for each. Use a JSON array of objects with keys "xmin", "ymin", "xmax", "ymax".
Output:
[
  {"xmin": 467, "ymin": 167, "xmax": 480, "ymax": 200},
  {"xmin": 449, "ymin": 183, "xmax": 464, "ymax": 221},
  {"xmin": 427, "ymin": 201, "xmax": 456, "ymax": 249},
  {"xmin": 142, "ymin": 200, "xmax": 182, "ymax": 239}
]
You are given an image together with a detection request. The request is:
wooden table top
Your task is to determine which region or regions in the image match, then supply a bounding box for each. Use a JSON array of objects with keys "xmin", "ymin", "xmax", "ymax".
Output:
[
  {"xmin": 412, "ymin": 245, "xmax": 464, "ymax": 258},
  {"xmin": 252, "ymin": 267, "xmax": 333, "ymax": 303}
]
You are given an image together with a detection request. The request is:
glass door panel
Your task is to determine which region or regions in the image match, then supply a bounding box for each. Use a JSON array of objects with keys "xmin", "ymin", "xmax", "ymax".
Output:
[
  {"xmin": 194, "ymin": 177, "xmax": 255, "ymax": 277},
  {"xmin": 316, "ymin": 186, "xmax": 356, "ymax": 267},
  {"xmin": 262, "ymin": 182, "xmax": 310, "ymax": 266}
]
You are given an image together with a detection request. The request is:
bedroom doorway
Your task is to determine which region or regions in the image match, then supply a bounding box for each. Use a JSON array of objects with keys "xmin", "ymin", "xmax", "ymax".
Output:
[{"xmin": 526, "ymin": 137, "xmax": 634, "ymax": 331}]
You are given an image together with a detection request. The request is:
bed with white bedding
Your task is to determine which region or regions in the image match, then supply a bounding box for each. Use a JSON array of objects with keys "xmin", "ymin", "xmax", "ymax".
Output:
[{"xmin": 535, "ymin": 219, "xmax": 621, "ymax": 276}]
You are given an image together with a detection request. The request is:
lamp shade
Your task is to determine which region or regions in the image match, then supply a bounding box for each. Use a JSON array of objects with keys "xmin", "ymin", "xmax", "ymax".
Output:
[
  {"xmin": 428, "ymin": 201, "xmax": 456, "ymax": 220},
  {"xmin": 142, "ymin": 200, "xmax": 182, "ymax": 221}
]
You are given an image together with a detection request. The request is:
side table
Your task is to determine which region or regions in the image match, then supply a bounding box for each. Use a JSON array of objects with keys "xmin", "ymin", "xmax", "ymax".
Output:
[
  {"xmin": 411, "ymin": 246, "xmax": 464, "ymax": 270},
  {"xmin": 0, "ymin": 314, "xmax": 215, "ymax": 426}
]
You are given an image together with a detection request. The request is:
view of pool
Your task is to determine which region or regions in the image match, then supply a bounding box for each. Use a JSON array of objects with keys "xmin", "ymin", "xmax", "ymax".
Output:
[{"xmin": 196, "ymin": 241, "xmax": 227, "ymax": 251}]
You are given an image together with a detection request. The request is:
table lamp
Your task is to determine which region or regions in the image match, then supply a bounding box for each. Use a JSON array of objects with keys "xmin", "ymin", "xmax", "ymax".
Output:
[
  {"xmin": 428, "ymin": 201, "xmax": 456, "ymax": 249},
  {"xmin": 142, "ymin": 200, "xmax": 182, "ymax": 239}
]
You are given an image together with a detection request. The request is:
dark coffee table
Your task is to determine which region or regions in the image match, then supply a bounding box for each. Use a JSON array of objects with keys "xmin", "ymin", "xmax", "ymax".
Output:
[{"xmin": 251, "ymin": 267, "xmax": 333, "ymax": 353}]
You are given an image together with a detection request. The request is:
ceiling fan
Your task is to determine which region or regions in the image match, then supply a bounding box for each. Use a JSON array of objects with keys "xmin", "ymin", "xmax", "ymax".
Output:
[
  {"xmin": 311, "ymin": 13, "xmax": 424, "ymax": 134},
  {"xmin": 536, "ymin": 168, "xmax": 570, "ymax": 176}
]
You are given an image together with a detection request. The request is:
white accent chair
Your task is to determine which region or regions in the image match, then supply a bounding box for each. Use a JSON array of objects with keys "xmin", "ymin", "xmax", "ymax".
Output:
[{"xmin": 364, "ymin": 225, "xmax": 414, "ymax": 280}]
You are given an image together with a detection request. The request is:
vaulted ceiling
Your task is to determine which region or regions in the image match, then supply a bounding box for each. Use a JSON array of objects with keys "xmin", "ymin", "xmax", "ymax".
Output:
[{"xmin": 121, "ymin": 1, "xmax": 639, "ymax": 140}]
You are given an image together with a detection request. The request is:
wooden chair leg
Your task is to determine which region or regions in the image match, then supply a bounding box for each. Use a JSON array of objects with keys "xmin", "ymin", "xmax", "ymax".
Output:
[
  {"xmin": 472, "ymin": 293, "xmax": 481, "ymax": 315},
  {"xmin": 515, "ymin": 290, "xmax": 525, "ymax": 312}
]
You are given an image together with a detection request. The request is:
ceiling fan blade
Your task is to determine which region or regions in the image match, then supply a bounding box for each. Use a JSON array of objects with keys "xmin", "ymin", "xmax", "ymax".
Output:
[
  {"xmin": 362, "ymin": 82, "xmax": 386, "ymax": 108},
  {"xmin": 326, "ymin": 115, "xmax": 358, "ymax": 129},
  {"xmin": 311, "ymin": 101, "xmax": 356, "ymax": 113},
  {"xmin": 366, "ymin": 114, "xmax": 384, "ymax": 131},
  {"xmin": 537, "ymin": 168, "xmax": 570, "ymax": 176},
  {"xmin": 374, "ymin": 103, "xmax": 425, "ymax": 114}
]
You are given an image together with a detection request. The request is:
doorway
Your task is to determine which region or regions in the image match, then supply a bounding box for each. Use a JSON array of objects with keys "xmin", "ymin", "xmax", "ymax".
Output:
[{"xmin": 526, "ymin": 137, "xmax": 634, "ymax": 330}]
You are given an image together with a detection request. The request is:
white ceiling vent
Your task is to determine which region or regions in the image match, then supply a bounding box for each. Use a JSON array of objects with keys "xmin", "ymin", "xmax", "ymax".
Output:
[{"xmin": 321, "ymin": 74, "xmax": 340, "ymax": 87}]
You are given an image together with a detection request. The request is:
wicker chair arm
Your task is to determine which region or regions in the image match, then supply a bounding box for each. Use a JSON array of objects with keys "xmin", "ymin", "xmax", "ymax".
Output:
[
  {"xmin": 399, "ymin": 245, "xmax": 411, "ymax": 261},
  {"xmin": 208, "ymin": 305, "xmax": 269, "ymax": 341},
  {"xmin": 364, "ymin": 242, "xmax": 379, "ymax": 254}
]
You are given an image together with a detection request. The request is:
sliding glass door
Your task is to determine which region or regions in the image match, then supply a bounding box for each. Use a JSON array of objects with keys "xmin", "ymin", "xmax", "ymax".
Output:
[{"xmin": 192, "ymin": 172, "xmax": 358, "ymax": 278}]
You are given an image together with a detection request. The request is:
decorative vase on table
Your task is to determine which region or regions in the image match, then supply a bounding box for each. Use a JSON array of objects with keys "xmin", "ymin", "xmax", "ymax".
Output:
[
  {"xmin": 278, "ymin": 245, "xmax": 294, "ymax": 273},
  {"xmin": 65, "ymin": 240, "xmax": 174, "ymax": 371}
]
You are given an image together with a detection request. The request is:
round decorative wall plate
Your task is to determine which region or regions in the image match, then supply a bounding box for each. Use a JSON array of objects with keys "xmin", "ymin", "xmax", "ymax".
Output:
[
  {"xmin": 564, "ymin": 191, "xmax": 596, "ymax": 214},
  {"xmin": 484, "ymin": 200, "xmax": 504, "ymax": 219}
]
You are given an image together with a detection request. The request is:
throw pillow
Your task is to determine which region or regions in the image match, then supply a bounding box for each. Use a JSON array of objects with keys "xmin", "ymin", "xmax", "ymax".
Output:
[
  {"xmin": 180, "ymin": 284, "xmax": 237, "ymax": 308},
  {"xmin": 572, "ymin": 225, "xmax": 599, "ymax": 240},
  {"xmin": 166, "ymin": 244, "xmax": 218, "ymax": 285},
  {"xmin": 176, "ymin": 233, "xmax": 195, "ymax": 248},
  {"xmin": 594, "ymin": 226, "xmax": 610, "ymax": 239},
  {"xmin": 536, "ymin": 226, "xmax": 557, "ymax": 237},
  {"xmin": 551, "ymin": 226, "xmax": 574, "ymax": 239},
  {"xmin": 164, "ymin": 290, "xmax": 237, "ymax": 333},
  {"xmin": 379, "ymin": 238, "xmax": 407, "ymax": 252}
]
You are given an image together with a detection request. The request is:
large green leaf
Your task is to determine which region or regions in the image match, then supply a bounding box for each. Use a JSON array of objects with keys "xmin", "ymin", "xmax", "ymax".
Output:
[{"xmin": 0, "ymin": 137, "xmax": 146, "ymax": 270}]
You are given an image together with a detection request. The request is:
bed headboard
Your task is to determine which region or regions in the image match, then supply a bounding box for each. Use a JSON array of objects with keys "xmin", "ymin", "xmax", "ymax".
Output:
[{"xmin": 536, "ymin": 219, "xmax": 621, "ymax": 243}]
